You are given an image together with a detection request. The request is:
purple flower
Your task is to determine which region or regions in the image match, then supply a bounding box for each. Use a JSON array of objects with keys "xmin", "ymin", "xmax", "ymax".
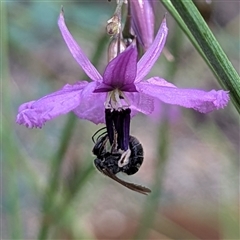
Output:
[
  {"xmin": 16, "ymin": 10, "xmax": 229, "ymax": 129},
  {"xmin": 129, "ymin": 0, "xmax": 154, "ymax": 51}
]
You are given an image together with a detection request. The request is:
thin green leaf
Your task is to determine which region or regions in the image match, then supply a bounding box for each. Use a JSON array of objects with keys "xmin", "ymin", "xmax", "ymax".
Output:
[{"xmin": 160, "ymin": 0, "xmax": 240, "ymax": 113}]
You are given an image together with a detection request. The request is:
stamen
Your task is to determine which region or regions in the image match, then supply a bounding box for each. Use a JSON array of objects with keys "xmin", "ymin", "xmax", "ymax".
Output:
[
  {"xmin": 114, "ymin": 90, "xmax": 123, "ymax": 108},
  {"xmin": 120, "ymin": 91, "xmax": 130, "ymax": 107},
  {"xmin": 104, "ymin": 89, "xmax": 130, "ymax": 110},
  {"xmin": 104, "ymin": 92, "xmax": 113, "ymax": 109},
  {"xmin": 111, "ymin": 128, "xmax": 119, "ymax": 152},
  {"xmin": 105, "ymin": 108, "xmax": 131, "ymax": 151}
]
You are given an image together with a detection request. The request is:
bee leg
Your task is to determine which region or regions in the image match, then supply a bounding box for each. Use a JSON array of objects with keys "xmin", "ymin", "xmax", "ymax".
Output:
[{"xmin": 118, "ymin": 148, "xmax": 131, "ymax": 167}]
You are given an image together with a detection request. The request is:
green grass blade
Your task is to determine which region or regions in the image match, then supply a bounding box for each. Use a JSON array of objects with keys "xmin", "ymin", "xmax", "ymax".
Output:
[{"xmin": 160, "ymin": 0, "xmax": 240, "ymax": 113}]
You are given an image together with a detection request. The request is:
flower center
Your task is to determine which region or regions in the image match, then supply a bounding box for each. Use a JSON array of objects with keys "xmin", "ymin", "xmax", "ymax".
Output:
[{"xmin": 105, "ymin": 89, "xmax": 130, "ymax": 110}]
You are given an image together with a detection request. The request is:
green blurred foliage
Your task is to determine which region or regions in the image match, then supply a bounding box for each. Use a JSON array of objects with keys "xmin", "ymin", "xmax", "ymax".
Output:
[{"xmin": 2, "ymin": 1, "xmax": 239, "ymax": 239}]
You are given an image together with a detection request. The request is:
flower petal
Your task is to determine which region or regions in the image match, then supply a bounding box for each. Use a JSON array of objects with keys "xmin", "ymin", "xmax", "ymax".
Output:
[
  {"xmin": 16, "ymin": 81, "xmax": 88, "ymax": 128},
  {"xmin": 73, "ymin": 81, "xmax": 106, "ymax": 124},
  {"xmin": 125, "ymin": 92, "xmax": 154, "ymax": 115},
  {"xmin": 58, "ymin": 10, "xmax": 102, "ymax": 81},
  {"xmin": 129, "ymin": 0, "xmax": 154, "ymax": 51},
  {"xmin": 135, "ymin": 17, "xmax": 168, "ymax": 82},
  {"xmin": 94, "ymin": 45, "xmax": 138, "ymax": 92},
  {"xmin": 136, "ymin": 77, "xmax": 230, "ymax": 113}
]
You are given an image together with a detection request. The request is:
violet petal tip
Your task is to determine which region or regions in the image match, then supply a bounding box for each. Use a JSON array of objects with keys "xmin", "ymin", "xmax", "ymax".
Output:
[{"xmin": 215, "ymin": 90, "xmax": 230, "ymax": 109}]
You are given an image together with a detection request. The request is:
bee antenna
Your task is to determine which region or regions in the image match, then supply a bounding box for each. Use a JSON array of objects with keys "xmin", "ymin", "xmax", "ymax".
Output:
[{"xmin": 92, "ymin": 126, "xmax": 107, "ymax": 143}]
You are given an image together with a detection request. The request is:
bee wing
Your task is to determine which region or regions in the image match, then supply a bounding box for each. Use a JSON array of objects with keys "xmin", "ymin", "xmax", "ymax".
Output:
[{"xmin": 102, "ymin": 168, "xmax": 151, "ymax": 195}]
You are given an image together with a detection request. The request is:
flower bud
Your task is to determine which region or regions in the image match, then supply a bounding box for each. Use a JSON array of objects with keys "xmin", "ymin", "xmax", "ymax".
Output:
[
  {"xmin": 129, "ymin": 0, "xmax": 154, "ymax": 51},
  {"xmin": 106, "ymin": 15, "xmax": 120, "ymax": 36},
  {"xmin": 108, "ymin": 38, "xmax": 126, "ymax": 62}
]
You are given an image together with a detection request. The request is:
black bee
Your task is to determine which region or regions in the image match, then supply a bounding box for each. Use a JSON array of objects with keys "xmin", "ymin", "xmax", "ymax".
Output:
[{"xmin": 92, "ymin": 130, "xmax": 151, "ymax": 195}]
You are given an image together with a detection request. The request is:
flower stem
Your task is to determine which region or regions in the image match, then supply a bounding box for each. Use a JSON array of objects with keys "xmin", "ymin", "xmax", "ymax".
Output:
[{"xmin": 114, "ymin": 0, "xmax": 125, "ymax": 54}]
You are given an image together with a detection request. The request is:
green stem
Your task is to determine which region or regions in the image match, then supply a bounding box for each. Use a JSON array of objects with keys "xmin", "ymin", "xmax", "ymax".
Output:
[
  {"xmin": 160, "ymin": 0, "xmax": 240, "ymax": 113},
  {"xmin": 50, "ymin": 161, "xmax": 94, "ymax": 229}
]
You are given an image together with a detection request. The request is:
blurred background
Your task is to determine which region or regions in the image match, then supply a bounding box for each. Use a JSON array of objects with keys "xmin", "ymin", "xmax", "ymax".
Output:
[{"xmin": 2, "ymin": 0, "xmax": 239, "ymax": 239}]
